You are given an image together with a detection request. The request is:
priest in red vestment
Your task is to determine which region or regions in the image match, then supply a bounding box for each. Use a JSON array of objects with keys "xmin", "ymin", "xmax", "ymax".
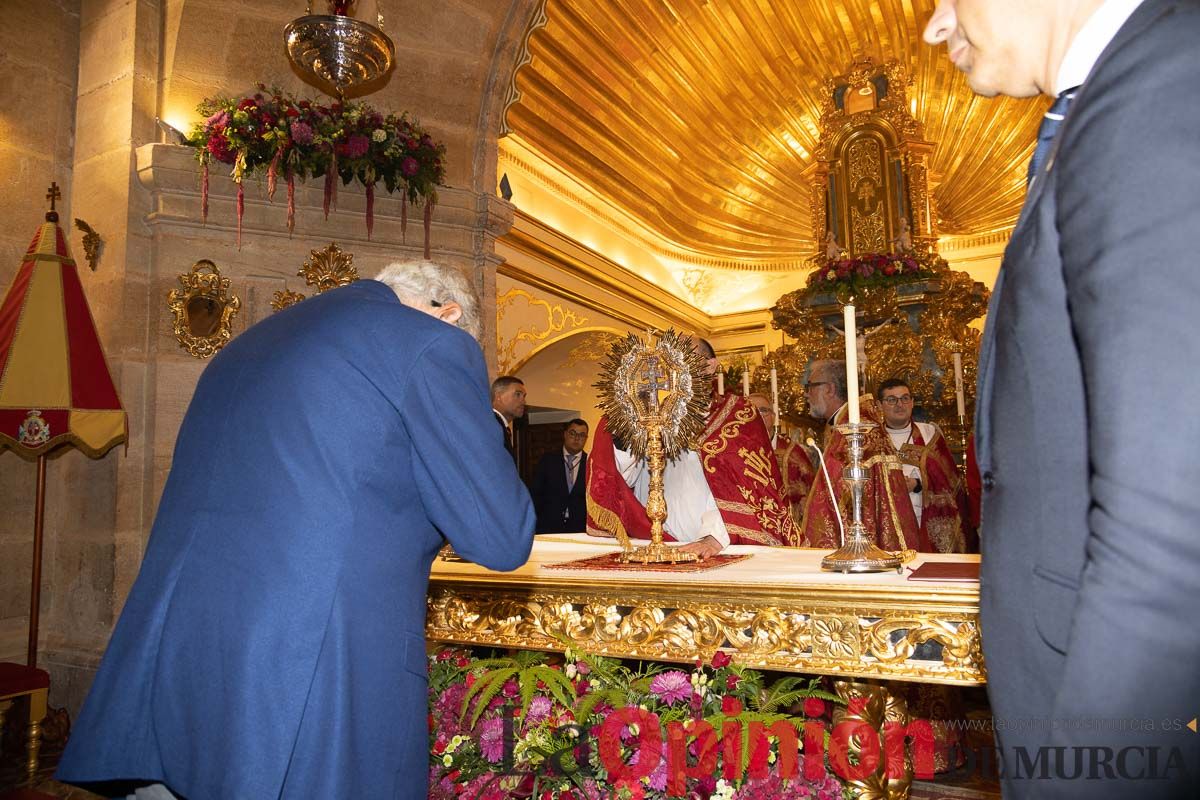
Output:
[
  {"xmin": 798, "ymin": 360, "xmax": 928, "ymax": 551},
  {"xmin": 586, "ymin": 339, "xmax": 800, "ymax": 556},
  {"xmin": 876, "ymin": 378, "xmax": 978, "ymax": 553},
  {"xmin": 748, "ymin": 392, "xmax": 816, "ymax": 530}
]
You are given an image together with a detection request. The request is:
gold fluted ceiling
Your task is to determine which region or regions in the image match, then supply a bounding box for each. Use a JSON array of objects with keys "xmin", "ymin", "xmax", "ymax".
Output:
[{"xmin": 506, "ymin": 0, "xmax": 1048, "ymax": 265}]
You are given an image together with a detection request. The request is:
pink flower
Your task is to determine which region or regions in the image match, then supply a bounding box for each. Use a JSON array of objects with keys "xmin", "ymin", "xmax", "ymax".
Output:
[
  {"xmin": 289, "ymin": 121, "xmax": 314, "ymax": 145},
  {"xmin": 341, "ymin": 133, "xmax": 370, "ymax": 158},
  {"xmin": 477, "ymin": 717, "xmax": 506, "ymax": 763},
  {"xmin": 649, "ymin": 670, "xmax": 692, "ymax": 704},
  {"xmin": 524, "ymin": 695, "xmax": 553, "ymax": 727},
  {"xmin": 401, "ymin": 156, "xmax": 420, "ymax": 177}
]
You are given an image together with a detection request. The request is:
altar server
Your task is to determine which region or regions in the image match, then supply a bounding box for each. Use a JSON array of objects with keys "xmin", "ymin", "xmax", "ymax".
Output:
[
  {"xmin": 58, "ymin": 260, "xmax": 535, "ymax": 799},
  {"xmin": 926, "ymin": 2, "xmax": 1200, "ymax": 797}
]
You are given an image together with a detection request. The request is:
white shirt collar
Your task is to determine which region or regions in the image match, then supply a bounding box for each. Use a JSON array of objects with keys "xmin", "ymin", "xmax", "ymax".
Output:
[
  {"xmin": 563, "ymin": 448, "xmax": 580, "ymax": 460},
  {"xmin": 1056, "ymin": 0, "xmax": 1147, "ymax": 95}
]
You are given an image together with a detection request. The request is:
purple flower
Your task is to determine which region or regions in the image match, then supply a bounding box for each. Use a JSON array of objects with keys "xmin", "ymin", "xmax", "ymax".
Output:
[
  {"xmin": 289, "ymin": 120, "xmax": 314, "ymax": 145},
  {"xmin": 478, "ymin": 717, "xmax": 506, "ymax": 763},
  {"xmin": 649, "ymin": 670, "xmax": 692, "ymax": 705},
  {"xmin": 205, "ymin": 110, "xmax": 230, "ymax": 128},
  {"xmin": 401, "ymin": 156, "xmax": 420, "ymax": 177},
  {"xmin": 524, "ymin": 695, "xmax": 553, "ymax": 727}
]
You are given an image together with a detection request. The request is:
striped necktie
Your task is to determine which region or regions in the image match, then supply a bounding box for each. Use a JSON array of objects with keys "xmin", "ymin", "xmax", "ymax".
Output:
[
  {"xmin": 1027, "ymin": 87, "xmax": 1078, "ymax": 186},
  {"xmin": 565, "ymin": 454, "xmax": 579, "ymax": 491}
]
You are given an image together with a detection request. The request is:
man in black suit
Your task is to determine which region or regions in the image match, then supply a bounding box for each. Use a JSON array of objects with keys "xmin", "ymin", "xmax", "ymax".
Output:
[
  {"xmin": 529, "ymin": 418, "xmax": 588, "ymax": 533},
  {"xmin": 925, "ymin": 2, "xmax": 1200, "ymax": 797},
  {"xmin": 491, "ymin": 375, "xmax": 526, "ymax": 462}
]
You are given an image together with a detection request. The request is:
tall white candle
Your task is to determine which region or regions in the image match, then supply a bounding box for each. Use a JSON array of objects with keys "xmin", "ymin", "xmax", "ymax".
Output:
[
  {"xmin": 717, "ymin": 369, "xmax": 725, "ymax": 396},
  {"xmin": 742, "ymin": 365, "xmax": 751, "ymax": 397},
  {"xmin": 770, "ymin": 366, "xmax": 779, "ymax": 420},
  {"xmin": 953, "ymin": 352, "xmax": 966, "ymax": 418},
  {"xmin": 843, "ymin": 304, "xmax": 860, "ymax": 424}
]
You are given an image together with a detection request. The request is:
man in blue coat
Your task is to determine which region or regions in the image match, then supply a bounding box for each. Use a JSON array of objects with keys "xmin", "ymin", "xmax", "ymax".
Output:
[
  {"xmin": 925, "ymin": 1, "xmax": 1200, "ymax": 797},
  {"xmin": 57, "ymin": 260, "xmax": 536, "ymax": 799}
]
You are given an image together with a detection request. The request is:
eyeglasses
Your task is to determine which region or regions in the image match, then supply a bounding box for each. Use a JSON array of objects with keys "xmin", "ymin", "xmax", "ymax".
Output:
[
  {"xmin": 881, "ymin": 395, "xmax": 913, "ymax": 406},
  {"xmin": 565, "ymin": 430, "xmax": 588, "ymax": 439},
  {"xmin": 804, "ymin": 381, "xmax": 830, "ymax": 391}
]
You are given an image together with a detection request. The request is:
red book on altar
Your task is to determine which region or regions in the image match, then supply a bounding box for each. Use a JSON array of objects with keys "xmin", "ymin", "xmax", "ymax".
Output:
[{"xmin": 906, "ymin": 562, "xmax": 980, "ymax": 582}]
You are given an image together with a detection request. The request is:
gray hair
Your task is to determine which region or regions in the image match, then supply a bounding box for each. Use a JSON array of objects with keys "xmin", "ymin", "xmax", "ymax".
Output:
[
  {"xmin": 374, "ymin": 259, "xmax": 481, "ymax": 340},
  {"xmin": 809, "ymin": 359, "xmax": 848, "ymax": 402}
]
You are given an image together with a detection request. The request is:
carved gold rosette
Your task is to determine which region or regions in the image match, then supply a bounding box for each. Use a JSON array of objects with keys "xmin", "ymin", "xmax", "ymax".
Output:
[
  {"xmin": 426, "ymin": 575, "xmax": 984, "ymax": 687},
  {"xmin": 299, "ymin": 242, "xmax": 358, "ymax": 293}
]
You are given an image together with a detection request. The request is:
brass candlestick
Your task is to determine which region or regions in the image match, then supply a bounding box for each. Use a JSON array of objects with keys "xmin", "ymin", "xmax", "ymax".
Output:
[{"xmin": 821, "ymin": 421, "xmax": 904, "ymax": 573}]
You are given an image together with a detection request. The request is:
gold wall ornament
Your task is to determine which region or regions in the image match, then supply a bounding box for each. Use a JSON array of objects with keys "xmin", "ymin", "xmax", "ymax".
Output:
[
  {"xmin": 593, "ymin": 329, "xmax": 710, "ymax": 563},
  {"xmin": 299, "ymin": 242, "xmax": 358, "ymax": 293},
  {"xmin": 563, "ymin": 330, "xmax": 622, "ymax": 369},
  {"xmin": 832, "ymin": 680, "xmax": 915, "ymax": 800},
  {"xmin": 73, "ymin": 219, "xmax": 101, "ymax": 271},
  {"xmin": 498, "ymin": 0, "xmax": 550, "ymax": 138},
  {"xmin": 167, "ymin": 260, "xmax": 241, "ymax": 359},
  {"xmin": 271, "ymin": 288, "xmax": 307, "ymax": 312},
  {"xmin": 496, "ymin": 287, "xmax": 589, "ymax": 374}
]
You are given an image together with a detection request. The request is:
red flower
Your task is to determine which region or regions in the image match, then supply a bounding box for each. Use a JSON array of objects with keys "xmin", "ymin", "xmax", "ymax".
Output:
[
  {"xmin": 465, "ymin": 673, "xmax": 476, "ymax": 688},
  {"xmin": 576, "ymin": 679, "xmax": 591, "ymax": 696},
  {"xmin": 721, "ymin": 696, "xmax": 742, "ymax": 716},
  {"xmin": 285, "ymin": 107, "xmax": 299, "ymax": 118},
  {"xmin": 455, "ymin": 657, "xmax": 470, "ymax": 668},
  {"xmin": 406, "ymin": 137, "xmax": 419, "ymax": 150},
  {"xmin": 711, "ymin": 651, "xmax": 732, "ymax": 669},
  {"xmin": 725, "ymin": 674, "xmax": 740, "ymax": 691},
  {"xmin": 237, "ymin": 98, "xmax": 256, "ymax": 110},
  {"xmin": 401, "ymin": 156, "xmax": 420, "ymax": 177},
  {"xmin": 882, "ymin": 263, "xmax": 896, "ymax": 276},
  {"xmin": 436, "ymin": 650, "xmax": 452, "ymax": 662},
  {"xmin": 804, "ymin": 697, "xmax": 826, "ymax": 718}
]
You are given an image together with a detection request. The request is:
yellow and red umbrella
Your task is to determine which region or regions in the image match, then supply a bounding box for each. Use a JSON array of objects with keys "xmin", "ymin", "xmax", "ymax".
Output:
[{"xmin": 0, "ymin": 189, "xmax": 126, "ymax": 667}]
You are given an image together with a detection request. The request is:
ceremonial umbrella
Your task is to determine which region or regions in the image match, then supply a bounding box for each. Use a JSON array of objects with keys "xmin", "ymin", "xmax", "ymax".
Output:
[{"xmin": 0, "ymin": 185, "xmax": 126, "ymax": 668}]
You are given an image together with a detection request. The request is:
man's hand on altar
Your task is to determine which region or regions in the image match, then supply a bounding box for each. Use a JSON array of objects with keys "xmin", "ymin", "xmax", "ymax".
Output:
[{"xmin": 678, "ymin": 535, "xmax": 723, "ymax": 561}]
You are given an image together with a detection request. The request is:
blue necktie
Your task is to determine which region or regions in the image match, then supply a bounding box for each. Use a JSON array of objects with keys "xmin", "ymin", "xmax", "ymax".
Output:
[{"xmin": 1027, "ymin": 87, "xmax": 1078, "ymax": 186}]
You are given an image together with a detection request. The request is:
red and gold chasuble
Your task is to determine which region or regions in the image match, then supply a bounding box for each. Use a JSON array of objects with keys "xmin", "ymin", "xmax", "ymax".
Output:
[
  {"xmin": 798, "ymin": 398, "xmax": 929, "ymax": 551},
  {"xmin": 586, "ymin": 394, "xmax": 800, "ymax": 547},
  {"xmin": 774, "ymin": 438, "xmax": 817, "ymax": 530},
  {"xmin": 892, "ymin": 423, "xmax": 978, "ymax": 554}
]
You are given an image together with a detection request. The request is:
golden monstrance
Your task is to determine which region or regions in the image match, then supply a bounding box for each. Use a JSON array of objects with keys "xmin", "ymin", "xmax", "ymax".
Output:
[{"xmin": 595, "ymin": 330, "xmax": 710, "ymax": 564}]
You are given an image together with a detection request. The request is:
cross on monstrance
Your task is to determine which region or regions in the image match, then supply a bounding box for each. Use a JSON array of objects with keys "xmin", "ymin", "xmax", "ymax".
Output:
[
  {"xmin": 46, "ymin": 182, "xmax": 62, "ymax": 222},
  {"xmin": 638, "ymin": 355, "xmax": 670, "ymax": 415}
]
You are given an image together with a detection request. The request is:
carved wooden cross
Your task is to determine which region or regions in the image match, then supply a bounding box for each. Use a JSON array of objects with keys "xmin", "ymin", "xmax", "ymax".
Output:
[{"xmin": 46, "ymin": 182, "xmax": 62, "ymax": 211}]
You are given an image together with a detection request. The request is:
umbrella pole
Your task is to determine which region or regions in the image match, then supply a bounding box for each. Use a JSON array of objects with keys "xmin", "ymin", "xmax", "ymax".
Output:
[{"xmin": 28, "ymin": 454, "xmax": 46, "ymax": 668}]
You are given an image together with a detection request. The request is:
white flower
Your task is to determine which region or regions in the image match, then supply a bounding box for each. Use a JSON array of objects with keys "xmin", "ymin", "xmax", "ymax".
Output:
[
  {"xmin": 566, "ymin": 663, "xmax": 578, "ymax": 680},
  {"xmin": 629, "ymin": 723, "xmax": 640, "ymax": 735},
  {"xmin": 826, "ymin": 270, "xmax": 837, "ymax": 280},
  {"xmin": 372, "ymin": 128, "xmax": 387, "ymax": 142},
  {"xmin": 714, "ymin": 779, "xmax": 735, "ymax": 800}
]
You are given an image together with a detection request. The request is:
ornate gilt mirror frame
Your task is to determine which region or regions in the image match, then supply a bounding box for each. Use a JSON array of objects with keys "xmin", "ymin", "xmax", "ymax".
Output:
[{"xmin": 167, "ymin": 259, "xmax": 241, "ymax": 359}]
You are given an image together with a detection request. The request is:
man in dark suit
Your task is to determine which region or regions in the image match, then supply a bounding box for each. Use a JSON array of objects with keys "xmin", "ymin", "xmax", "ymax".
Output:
[
  {"xmin": 491, "ymin": 374, "xmax": 526, "ymax": 462},
  {"xmin": 57, "ymin": 260, "xmax": 536, "ymax": 799},
  {"xmin": 925, "ymin": 2, "xmax": 1200, "ymax": 797},
  {"xmin": 529, "ymin": 418, "xmax": 589, "ymax": 533}
]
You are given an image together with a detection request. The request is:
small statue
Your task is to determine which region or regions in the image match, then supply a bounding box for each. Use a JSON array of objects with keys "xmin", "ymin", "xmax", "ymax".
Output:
[
  {"xmin": 891, "ymin": 217, "xmax": 912, "ymax": 253},
  {"xmin": 825, "ymin": 230, "xmax": 843, "ymax": 261}
]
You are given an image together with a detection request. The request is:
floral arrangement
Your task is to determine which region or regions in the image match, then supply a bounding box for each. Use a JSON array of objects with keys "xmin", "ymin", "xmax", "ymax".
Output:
[
  {"xmin": 428, "ymin": 646, "xmax": 851, "ymax": 800},
  {"xmin": 805, "ymin": 251, "xmax": 936, "ymax": 294},
  {"xmin": 186, "ymin": 85, "xmax": 446, "ymax": 247}
]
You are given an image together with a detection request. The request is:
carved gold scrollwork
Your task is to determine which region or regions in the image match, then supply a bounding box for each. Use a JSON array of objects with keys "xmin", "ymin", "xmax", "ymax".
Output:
[
  {"xmin": 496, "ymin": 287, "xmax": 588, "ymax": 374},
  {"xmin": 167, "ymin": 259, "xmax": 241, "ymax": 359},
  {"xmin": 833, "ymin": 680, "xmax": 914, "ymax": 800},
  {"xmin": 426, "ymin": 584, "xmax": 986, "ymax": 685},
  {"xmin": 299, "ymin": 242, "xmax": 358, "ymax": 293}
]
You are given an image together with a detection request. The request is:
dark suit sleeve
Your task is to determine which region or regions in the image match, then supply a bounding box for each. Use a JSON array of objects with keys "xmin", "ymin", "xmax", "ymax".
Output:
[
  {"xmin": 405, "ymin": 328, "xmax": 535, "ymax": 571},
  {"xmin": 1051, "ymin": 8, "xmax": 1200, "ymax": 752},
  {"xmin": 528, "ymin": 454, "xmax": 552, "ymax": 530}
]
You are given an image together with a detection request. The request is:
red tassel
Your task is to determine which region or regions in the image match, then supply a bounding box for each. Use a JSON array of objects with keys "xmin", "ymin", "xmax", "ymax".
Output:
[
  {"xmin": 287, "ymin": 172, "xmax": 296, "ymax": 236},
  {"xmin": 330, "ymin": 150, "xmax": 338, "ymax": 211},
  {"xmin": 201, "ymin": 162, "xmax": 209, "ymax": 225},
  {"xmin": 365, "ymin": 182, "xmax": 375, "ymax": 241},
  {"xmin": 236, "ymin": 182, "xmax": 245, "ymax": 249},
  {"xmin": 323, "ymin": 170, "xmax": 333, "ymax": 220},
  {"xmin": 267, "ymin": 149, "xmax": 281, "ymax": 201},
  {"xmin": 423, "ymin": 199, "xmax": 433, "ymax": 259},
  {"xmin": 401, "ymin": 195, "xmax": 408, "ymax": 244}
]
